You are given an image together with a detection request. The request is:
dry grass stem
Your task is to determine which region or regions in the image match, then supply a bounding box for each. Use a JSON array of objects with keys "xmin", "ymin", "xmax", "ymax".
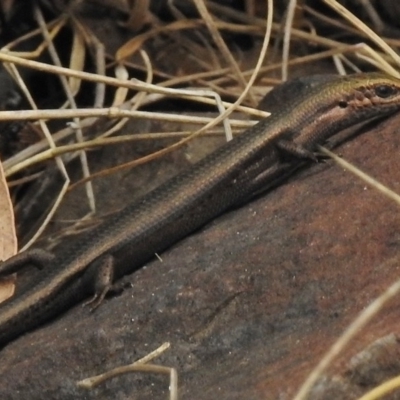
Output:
[{"xmin": 77, "ymin": 343, "xmax": 178, "ymax": 400}]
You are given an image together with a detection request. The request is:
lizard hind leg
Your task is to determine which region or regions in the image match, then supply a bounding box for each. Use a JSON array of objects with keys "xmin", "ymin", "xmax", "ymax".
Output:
[{"xmin": 82, "ymin": 254, "xmax": 114, "ymax": 311}]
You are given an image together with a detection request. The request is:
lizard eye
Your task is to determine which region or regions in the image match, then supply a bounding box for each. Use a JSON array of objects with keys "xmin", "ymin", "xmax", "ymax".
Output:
[{"xmin": 375, "ymin": 85, "xmax": 397, "ymax": 98}]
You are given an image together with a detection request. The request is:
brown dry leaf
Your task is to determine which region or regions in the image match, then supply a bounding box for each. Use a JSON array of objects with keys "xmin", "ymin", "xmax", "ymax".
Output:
[
  {"xmin": 116, "ymin": 19, "xmax": 200, "ymax": 61},
  {"xmin": 0, "ymin": 274, "xmax": 16, "ymax": 303},
  {"xmin": 0, "ymin": 155, "xmax": 16, "ymax": 303},
  {"xmin": 124, "ymin": 0, "xmax": 152, "ymax": 32},
  {"xmin": 68, "ymin": 27, "xmax": 86, "ymax": 95}
]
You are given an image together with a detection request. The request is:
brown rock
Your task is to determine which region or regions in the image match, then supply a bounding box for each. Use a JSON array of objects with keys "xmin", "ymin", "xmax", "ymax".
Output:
[{"xmin": 1, "ymin": 114, "xmax": 400, "ymax": 399}]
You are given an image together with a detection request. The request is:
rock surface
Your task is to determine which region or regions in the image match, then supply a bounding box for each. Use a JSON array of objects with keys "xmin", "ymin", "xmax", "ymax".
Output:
[{"xmin": 1, "ymin": 114, "xmax": 400, "ymax": 399}]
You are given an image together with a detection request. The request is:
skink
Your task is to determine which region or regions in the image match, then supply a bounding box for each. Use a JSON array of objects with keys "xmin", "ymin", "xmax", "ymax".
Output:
[{"xmin": 1, "ymin": 72, "xmax": 400, "ymax": 347}]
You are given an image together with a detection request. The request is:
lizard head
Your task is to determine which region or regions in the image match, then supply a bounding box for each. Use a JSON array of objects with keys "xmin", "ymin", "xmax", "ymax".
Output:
[{"xmin": 337, "ymin": 73, "xmax": 400, "ymax": 113}]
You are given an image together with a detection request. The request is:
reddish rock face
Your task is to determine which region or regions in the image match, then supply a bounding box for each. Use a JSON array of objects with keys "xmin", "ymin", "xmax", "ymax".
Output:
[{"xmin": 2, "ymin": 113, "xmax": 400, "ymax": 399}]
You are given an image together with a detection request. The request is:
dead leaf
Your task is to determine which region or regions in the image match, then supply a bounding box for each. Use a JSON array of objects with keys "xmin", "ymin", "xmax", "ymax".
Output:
[
  {"xmin": 68, "ymin": 27, "xmax": 86, "ymax": 95},
  {"xmin": 116, "ymin": 19, "xmax": 202, "ymax": 61},
  {"xmin": 124, "ymin": 0, "xmax": 152, "ymax": 32},
  {"xmin": 0, "ymin": 154, "xmax": 16, "ymax": 303}
]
